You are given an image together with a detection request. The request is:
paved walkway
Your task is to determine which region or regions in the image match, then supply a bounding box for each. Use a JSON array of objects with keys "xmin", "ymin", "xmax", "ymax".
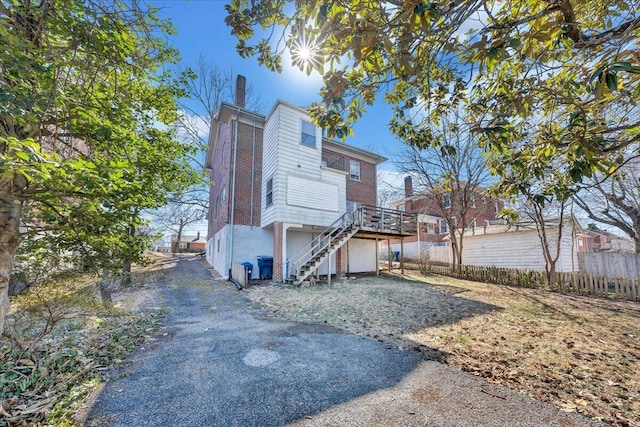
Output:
[{"xmin": 87, "ymin": 258, "xmax": 600, "ymax": 427}]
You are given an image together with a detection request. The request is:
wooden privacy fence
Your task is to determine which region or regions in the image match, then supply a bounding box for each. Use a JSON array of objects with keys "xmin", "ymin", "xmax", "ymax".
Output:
[
  {"xmin": 415, "ymin": 262, "xmax": 639, "ymax": 302},
  {"xmin": 578, "ymin": 252, "xmax": 640, "ymax": 279}
]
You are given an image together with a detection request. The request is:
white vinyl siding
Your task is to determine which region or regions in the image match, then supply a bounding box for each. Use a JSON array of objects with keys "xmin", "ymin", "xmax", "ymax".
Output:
[
  {"xmin": 462, "ymin": 229, "xmax": 578, "ymax": 272},
  {"xmin": 262, "ymin": 101, "xmax": 346, "ymax": 228},
  {"xmin": 287, "ymin": 175, "xmax": 339, "ymax": 212}
]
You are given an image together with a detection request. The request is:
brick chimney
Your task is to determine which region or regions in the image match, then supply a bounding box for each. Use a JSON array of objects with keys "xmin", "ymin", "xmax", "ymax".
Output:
[
  {"xmin": 235, "ymin": 75, "xmax": 246, "ymax": 108},
  {"xmin": 404, "ymin": 176, "xmax": 413, "ymax": 197}
]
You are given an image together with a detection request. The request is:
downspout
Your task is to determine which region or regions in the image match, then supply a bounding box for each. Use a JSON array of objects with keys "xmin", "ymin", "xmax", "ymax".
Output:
[
  {"xmin": 250, "ymin": 119, "xmax": 256, "ymax": 228},
  {"xmin": 228, "ymin": 108, "xmax": 240, "ymax": 278}
]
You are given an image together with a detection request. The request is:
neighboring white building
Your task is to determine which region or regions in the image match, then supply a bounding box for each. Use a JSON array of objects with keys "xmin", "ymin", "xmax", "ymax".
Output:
[{"xmin": 425, "ymin": 217, "xmax": 581, "ymax": 272}]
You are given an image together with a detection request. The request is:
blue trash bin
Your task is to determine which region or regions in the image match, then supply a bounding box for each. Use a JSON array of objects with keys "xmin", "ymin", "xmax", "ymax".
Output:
[
  {"xmin": 394, "ymin": 251, "xmax": 400, "ymax": 262},
  {"xmin": 241, "ymin": 262, "xmax": 253, "ymax": 280},
  {"xmin": 257, "ymin": 256, "xmax": 273, "ymax": 280}
]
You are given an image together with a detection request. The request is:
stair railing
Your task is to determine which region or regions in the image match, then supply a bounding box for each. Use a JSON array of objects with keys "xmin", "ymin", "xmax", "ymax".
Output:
[{"xmin": 286, "ymin": 208, "xmax": 361, "ymax": 281}]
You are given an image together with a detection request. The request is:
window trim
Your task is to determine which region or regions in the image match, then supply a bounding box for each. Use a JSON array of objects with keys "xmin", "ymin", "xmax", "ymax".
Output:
[
  {"xmin": 440, "ymin": 219, "xmax": 449, "ymax": 234},
  {"xmin": 300, "ymin": 119, "xmax": 316, "ymax": 148},
  {"xmin": 494, "ymin": 200, "xmax": 500, "ymax": 214},
  {"xmin": 349, "ymin": 160, "xmax": 361, "ymax": 181},
  {"xmin": 470, "ymin": 194, "xmax": 476, "ymax": 208}
]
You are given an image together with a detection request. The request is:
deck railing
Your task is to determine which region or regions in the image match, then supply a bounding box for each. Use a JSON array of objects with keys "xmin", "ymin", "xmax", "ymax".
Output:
[{"xmin": 359, "ymin": 205, "xmax": 417, "ymax": 235}]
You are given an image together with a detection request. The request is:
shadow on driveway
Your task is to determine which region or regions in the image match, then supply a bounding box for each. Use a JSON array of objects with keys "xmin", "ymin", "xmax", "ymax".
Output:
[{"xmin": 87, "ymin": 259, "xmax": 423, "ymax": 426}]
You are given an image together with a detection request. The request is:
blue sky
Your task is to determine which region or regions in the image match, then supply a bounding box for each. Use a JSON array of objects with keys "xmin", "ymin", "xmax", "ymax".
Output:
[{"xmin": 150, "ymin": 0, "xmax": 405, "ymax": 171}]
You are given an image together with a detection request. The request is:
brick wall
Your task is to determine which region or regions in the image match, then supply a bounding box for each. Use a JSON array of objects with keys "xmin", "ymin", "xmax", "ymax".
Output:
[
  {"xmin": 404, "ymin": 194, "xmax": 504, "ymax": 244},
  {"xmin": 209, "ymin": 119, "xmax": 264, "ymax": 238},
  {"xmin": 232, "ymin": 121, "xmax": 263, "ymax": 227},
  {"xmin": 322, "ymin": 148, "xmax": 377, "ymax": 206},
  {"xmin": 273, "ymin": 222, "xmax": 283, "ymax": 281},
  {"xmin": 209, "ymin": 122, "xmax": 232, "ymax": 237}
]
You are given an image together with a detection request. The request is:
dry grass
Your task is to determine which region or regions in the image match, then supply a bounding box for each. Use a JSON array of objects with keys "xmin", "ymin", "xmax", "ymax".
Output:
[
  {"xmin": 245, "ymin": 272, "xmax": 640, "ymax": 427},
  {"xmin": 0, "ymin": 253, "xmax": 173, "ymax": 426}
]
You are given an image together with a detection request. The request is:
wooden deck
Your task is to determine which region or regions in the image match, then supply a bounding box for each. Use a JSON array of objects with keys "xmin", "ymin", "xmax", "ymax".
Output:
[{"xmin": 354, "ymin": 205, "xmax": 417, "ymax": 238}]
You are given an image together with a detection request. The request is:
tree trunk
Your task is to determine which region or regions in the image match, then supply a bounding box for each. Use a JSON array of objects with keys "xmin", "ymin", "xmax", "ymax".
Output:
[
  {"xmin": 121, "ymin": 259, "xmax": 132, "ymax": 285},
  {"xmin": 121, "ymin": 222, "xmax": 136, "ymax": 285},
  {"xmin": 100, "ymin": 268, "xmax": 115, "ymax": 304},
  {"xmin": 0, "ymin": 188, "xmax": 23, "ymax": 334}
]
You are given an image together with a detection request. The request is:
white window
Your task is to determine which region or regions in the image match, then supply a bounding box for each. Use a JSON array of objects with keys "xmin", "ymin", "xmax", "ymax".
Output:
[
  {"xmin": 471, "ymin": 218, "xmax": 477, "ymax": 228},
  {"xmin": 179, "ymin": 242, "xmax": 187, "ymax": 249},
  {"xmin": 451, "ymin": 216, "xmax": 457, "ymax": 228},
  {"xmin": 301, "ymin": 119, "xmax": 316, "ymax": 147},
  {"xmin": 221, "ymin": 187, "xmax": 226, "ymax": 202},
  {"xmin": 443, "ymin": 194, "xmax": 451, "ymax": 209},
  {"xmin": 216, "ymin": 238, "xmax": 220, "ymax": 253},
  {"xmin": 266, "ymin": 177, "xmax": 273, "ymax": 207},
  {"xmin": 470, "ymin": 194, "xmax": 476, "ymax": 208},
  {"xmin": 482, "ymin": 196, "xmax": 487, "ymax": 204},
  {"xmin": 494, "ymin": 200, "xmax": 500, "ymax": 214},
  {"xmin": 440, "ymin": 219, "xmax": 449, "ymax": 234},
  {"xmin": 398, "ymin": 205, "xmax": 405, "ymax": 212},
  {"xmin": 349, "ymin": 160, "xmax": 361, "ymax": 181}
]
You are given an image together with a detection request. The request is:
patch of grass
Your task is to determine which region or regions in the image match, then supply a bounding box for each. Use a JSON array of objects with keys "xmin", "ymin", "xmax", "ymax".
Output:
[
  {"xmin": 0, "ymin": 271, "xmax": 168, "ymax": 426},
  {"xmin": 246, "ymin": 273, "xmax": 640, "ymax": 426}
]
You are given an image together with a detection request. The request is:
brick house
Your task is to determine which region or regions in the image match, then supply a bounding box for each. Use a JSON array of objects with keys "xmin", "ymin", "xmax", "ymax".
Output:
[
  {"xmin": 205, "ymin": 76, "xmax": 415, "ymax": 283},
  {"xmin": 171, "ymin": 232, "xmax": 206, "ymax": 253},
  {"xmin": 386, "ymin": 176, "xmax": 503, "ymax": 258}
]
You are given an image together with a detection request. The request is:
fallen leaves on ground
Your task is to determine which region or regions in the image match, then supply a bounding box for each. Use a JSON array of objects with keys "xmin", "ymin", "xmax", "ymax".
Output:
[{"xmin": 246, "ymin": 272, "xmax": 640, "ymax": 426}]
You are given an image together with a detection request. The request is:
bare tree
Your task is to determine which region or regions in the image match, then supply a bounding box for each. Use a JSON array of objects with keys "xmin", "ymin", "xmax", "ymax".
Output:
[
  {"xmin": 152, "ymin": 200, "xmax": 206, "ymax": 253},
  {"xmin": 508, "ymin": 196, "xmax": 571, "ymax": 287},
  {"xmin": 377, "ymin": 173, "xmax": 403, "ymax": 208},
  {"xmin": 177, "ymin": 55, "xmax": 264, "ymax": 166},
  {"xmin": 398, "ymin": 112, "xmax": 493, "ymax": 265},
  {"xmin": 573, "ymin": 160, "xmax": 640, "ymax": 253}
]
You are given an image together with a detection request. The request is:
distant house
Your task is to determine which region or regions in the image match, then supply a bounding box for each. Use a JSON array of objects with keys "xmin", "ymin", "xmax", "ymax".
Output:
[
  {"xmin": 387, "ymin": 176, "xmax": 503, "ymax": 258},
  {"xmin": 172, "ymin": 232, "xmax": 206, "ymax": 253},
  {"xmin": 576, "ymin": 229, "xmax": 634, "ymax": 253},
  {"xmin": 204, "ymin": 76, "xmax": 415, "ymax": 283}
]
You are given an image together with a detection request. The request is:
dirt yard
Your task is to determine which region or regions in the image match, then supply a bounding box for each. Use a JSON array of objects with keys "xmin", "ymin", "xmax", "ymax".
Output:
[{"xmin": 245, "ymin": 272, "xmax": 640, "ymax": 427}]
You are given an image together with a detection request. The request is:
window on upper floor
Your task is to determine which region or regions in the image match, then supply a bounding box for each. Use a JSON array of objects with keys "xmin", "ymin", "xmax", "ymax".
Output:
[
  {"xmin": 349, "ymin": 160, "xmax": 361, "ymax": 181},
  {"xmin": 301, "ymin": 119, "xmax": 316, "ymax": 148},
  {"xmin": 470, "ymin": 194, "xmax": 476, "ymax": 208},
  {"xmin": 494, "ymin": 200, "xmax": 500, "ymax": 214},
  {"xmin": 482, "ymin": 196, "xmax": 487, "ymax": 204},
  {"xmin": 440, "ymin": 219, "xmax": 449, "ymax": 234},
  {"xmin": 266, "ymin": 177, "xmax": 273, "ymax": 207},
  {"xmin": 443, "ymin": 194, "xmax": 451, "ymax": 209},
  {"xmin": 221, "ymin": 187, "xmax": 226, "ymax": 202},
  {"xmin": 471, "ymin": 218, "xmax": 477, "ymax": 228}
]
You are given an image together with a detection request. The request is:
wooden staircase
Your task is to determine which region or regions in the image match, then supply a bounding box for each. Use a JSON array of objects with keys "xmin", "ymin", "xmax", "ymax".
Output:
[
  {"xmin": 286, "ymin": 211, "xmax": 359, "ymax": 286},
  {"xmin": 284, "ymin": 205, "xmax": 418, "ymax": 286}
]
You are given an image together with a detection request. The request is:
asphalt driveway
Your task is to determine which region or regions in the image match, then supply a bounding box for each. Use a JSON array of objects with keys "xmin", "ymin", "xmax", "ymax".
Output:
[
  {"xmin": 87, "ymin": 258, "xmax": 420, "ymax": 426},
  {"xmin": 87, "ymin": 258, "xmax": 599, "ymax": 427}
]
